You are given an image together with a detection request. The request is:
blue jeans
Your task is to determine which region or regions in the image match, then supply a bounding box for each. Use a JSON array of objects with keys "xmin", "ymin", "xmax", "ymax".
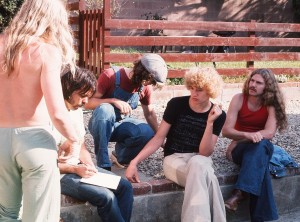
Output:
[
  {"xmin": 61, "ymin": 167, "xmax": 133, "ymax": 222},
  {"xmin": 88, "ymin": 103, "xmax": 154, "ymax": 168},
  {"xmin": 232, "ymin": 139, "xmax": 278, "ymax": 222}
]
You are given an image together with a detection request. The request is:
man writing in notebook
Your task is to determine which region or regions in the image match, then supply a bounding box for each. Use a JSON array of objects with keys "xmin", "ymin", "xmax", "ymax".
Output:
[{"xmin": 55, "ymin": 67, "xmax": 133, "ymax": 222}]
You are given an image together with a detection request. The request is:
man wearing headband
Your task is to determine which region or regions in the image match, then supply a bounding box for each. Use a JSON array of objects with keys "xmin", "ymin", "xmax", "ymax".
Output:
[{"xmin": 85, "ymin": 54, "xmax": 168, "ymax": 170}]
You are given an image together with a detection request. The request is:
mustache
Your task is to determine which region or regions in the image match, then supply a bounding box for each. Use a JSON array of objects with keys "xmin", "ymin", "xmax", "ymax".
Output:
[{"xmin": 249, "ymin": 87, "xmax": 256, "ymax": 92}]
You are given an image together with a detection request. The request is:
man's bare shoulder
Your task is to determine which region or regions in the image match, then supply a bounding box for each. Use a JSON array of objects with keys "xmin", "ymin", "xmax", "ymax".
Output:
[
  {"xmin": 228, "ymin": 93, "xmax": 244, "ymax": 112},
  {"xmin": 232, "ymin": 93, "xmax": 243, "ymax": 101}
]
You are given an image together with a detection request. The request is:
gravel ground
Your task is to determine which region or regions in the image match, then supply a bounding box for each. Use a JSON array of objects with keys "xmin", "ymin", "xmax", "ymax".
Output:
[{"xmin": 83, "ymin": 95, "xmax": 300, "ymax": 180}]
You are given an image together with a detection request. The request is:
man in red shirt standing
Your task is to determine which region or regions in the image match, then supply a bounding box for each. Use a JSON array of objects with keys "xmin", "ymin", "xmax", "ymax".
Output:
[
  {"xmin": 85, "ymin": 54, "xmax": 167, "ymax": 171},
  {"xmin": 222, "ymin": 69, "xmax": 287, "ymax": 222}
]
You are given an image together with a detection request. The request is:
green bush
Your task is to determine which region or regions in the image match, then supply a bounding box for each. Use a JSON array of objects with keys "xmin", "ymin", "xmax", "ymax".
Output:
[{"xmin": 0, "ymin": 0, "xmax": 24, "ymax": 32}]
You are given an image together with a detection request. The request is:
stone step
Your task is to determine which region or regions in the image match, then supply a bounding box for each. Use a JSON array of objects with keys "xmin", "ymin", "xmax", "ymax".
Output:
[{"xmin": 60, "ymin": 169, "xmax": 300, "ymax": 222}]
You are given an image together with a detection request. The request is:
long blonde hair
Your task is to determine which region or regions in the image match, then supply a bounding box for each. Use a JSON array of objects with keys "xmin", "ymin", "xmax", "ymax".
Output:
[{"xmin": 2, "ymin": 0, "xmax": 76, "ymax": 75}]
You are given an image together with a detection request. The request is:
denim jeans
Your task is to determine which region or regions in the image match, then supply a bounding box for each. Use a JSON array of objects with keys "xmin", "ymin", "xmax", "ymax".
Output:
[
  {"xmin": 232, "ymin": 139, "xmax": 278, "ymax": 222},
  {"xmin": 61, "ymin": 167, "xmax": 133, "ymax": 222},
  {"xmin": 89, "ymin": 103, "xmax": 154, "ymax": 168}
]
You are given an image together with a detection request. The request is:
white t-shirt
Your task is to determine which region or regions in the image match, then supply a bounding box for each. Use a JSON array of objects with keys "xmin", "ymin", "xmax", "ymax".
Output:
[{"xmin": 52, "ymin": 108, "xmax": 86, "ymax": 165}]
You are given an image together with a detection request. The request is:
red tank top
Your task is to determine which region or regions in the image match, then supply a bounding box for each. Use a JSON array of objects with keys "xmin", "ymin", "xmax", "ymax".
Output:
[{"xmin": 234, "ymin": 95, "xmax": 268, "ymax": 132}]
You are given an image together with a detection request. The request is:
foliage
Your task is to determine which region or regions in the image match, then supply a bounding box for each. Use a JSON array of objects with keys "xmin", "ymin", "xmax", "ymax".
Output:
[
  {"xmin": 0, "ymin": 0, "xmax": 24, "ymax": 32},
  {"xmin": 85, "ymin": 0, "xmax": 127, "ymax": 16}
]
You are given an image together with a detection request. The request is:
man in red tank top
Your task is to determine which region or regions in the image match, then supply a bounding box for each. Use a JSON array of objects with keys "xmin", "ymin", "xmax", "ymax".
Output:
[{"xmin": 222, "ymin": 69, "xmax": 287, "ymax": 222}]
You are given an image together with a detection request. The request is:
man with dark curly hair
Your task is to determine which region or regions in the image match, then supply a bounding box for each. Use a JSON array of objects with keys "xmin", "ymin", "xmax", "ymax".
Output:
[
  {"xmin": 222, "ymin": 68, "xmax": 287, "ymax": 222},
  {"xmin": 56, "ymin": 67, "xmax": 134, "ymax": 222},
  {"xmin": 85, "ymin": 54, "xmax": 168, "ymax": 170}
]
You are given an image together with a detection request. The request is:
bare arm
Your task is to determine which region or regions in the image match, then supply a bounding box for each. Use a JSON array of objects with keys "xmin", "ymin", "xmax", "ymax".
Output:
[
  {"xmin": 126, "ymin": 120, "xmax": 171, "ymax": 183},
  {"xmin": 141, "ymin": 104, "xmax": 159, "ymax": 132},
  {"xmin": 199, "ymin": 104, "xmax": 222, "ymax": 157},
  {"xmin": 84, "ymin": 90, "xmax": 134, "ymax": 116},
  {"xmin": 58, "ymin": 140, "xmax": 97, "ymax": 178},
  {"xmin": 79, "ymin": 142, "xmax": 96, "ymax": 168},
  {"xmin": 41, "ymin": 46, "xmax": 78, "ymax": 143},
  {"xmin": 222, "ymin": 94, "xmax": 277, "ymax": 142},
  {"xmin": 221, "ymin": 94, "xmax": 244, "ymax": 141}
]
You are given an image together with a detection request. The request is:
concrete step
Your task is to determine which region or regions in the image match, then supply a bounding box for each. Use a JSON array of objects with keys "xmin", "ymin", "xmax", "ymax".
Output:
[{"xmin": 60, "ymin": 169, "xmax": 300, "ymax": 222}]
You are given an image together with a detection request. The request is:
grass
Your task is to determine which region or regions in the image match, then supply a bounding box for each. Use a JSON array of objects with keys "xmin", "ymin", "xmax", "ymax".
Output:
[{"xmin": 110, "ymin": 47, "xmax": 300, "ymax": 84}]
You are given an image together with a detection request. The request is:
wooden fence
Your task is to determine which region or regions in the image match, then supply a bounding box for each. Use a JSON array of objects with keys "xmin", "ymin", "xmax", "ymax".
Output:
[{"xmin": 69, "ymin": 0, "xmax": 300, "ymax": 78}]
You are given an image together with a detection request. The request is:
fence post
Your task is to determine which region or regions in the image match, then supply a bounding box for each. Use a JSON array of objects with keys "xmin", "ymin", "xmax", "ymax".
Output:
[
  {"xmin": 78, "ymin": 0, "xmax": 85, "ymax": 67},
  {"xmin": 102, "ymin": 0, "xmax": 111, "ymax": 70},
  {"xmin": 246, "ymin": 20, "xmax": 256, "ymax": 69}
]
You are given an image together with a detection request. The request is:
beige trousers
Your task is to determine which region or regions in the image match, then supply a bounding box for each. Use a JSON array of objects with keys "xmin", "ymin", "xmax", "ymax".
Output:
[
  {"xmin": 163, "ymin": 153, "xmax": 226, "ymax": 222},
  {"xmin": 0, "ymin": 126, "xmax": 60, "ymax": 222}
]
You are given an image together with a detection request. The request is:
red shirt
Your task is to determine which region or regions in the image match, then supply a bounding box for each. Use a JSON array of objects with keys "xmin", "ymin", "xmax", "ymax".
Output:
[
  {"xmin": 97, "ymin": 67, "xmax": 153, "ymax": 105},
  {"xmin": 235, "ymin": 95, "xmax": 268, "ymax": 132}
]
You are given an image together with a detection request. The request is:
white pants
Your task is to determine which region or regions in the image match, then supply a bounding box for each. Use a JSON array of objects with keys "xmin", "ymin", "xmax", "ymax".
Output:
[
  {"xmin": 163, "ymin": 153, "xmax": 226, "ymax": 222},
  {"xmin": 0, "ymin": 126, "xmax": 60, "ymax": 222}
]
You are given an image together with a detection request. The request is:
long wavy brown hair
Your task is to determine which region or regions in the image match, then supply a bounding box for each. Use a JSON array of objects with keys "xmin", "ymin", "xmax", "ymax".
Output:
[{"xmin": 243, "ymin": 69, "xmax": 287, "ymax": 132}]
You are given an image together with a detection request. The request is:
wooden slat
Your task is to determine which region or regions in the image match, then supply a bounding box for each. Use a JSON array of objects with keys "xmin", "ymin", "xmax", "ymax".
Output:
[
  {"xmin": 168, "ymin": 68, "xmax": 300, "ymax": 78},
  {"xmin": 105, "ymin": 36, "xmax": 300, "ymax": 47},
  {"xmin": 105, "ymin": 52, "xmax": 300, "ymax": 63},
  {"xmin": 106, "ymin": 19, "xmax": 300, "ymax": 32}
]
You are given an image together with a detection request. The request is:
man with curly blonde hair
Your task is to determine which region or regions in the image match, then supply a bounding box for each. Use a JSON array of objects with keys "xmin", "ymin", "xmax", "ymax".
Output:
[
  {"xmin": 222, "ymin": 69, "xmax": 287, "ymax": 221},
  {"xmin": 126, "ymin": 67, "xmax": 227, "ymax": 222}
]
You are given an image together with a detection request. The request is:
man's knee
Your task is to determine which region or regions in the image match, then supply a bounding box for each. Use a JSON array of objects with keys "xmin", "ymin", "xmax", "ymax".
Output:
[
  {"xmin": 92, "ymin": 103, "xmax": 115, "ymax": 121},
  {"xmin": 188, "ymin": 155, "xmax": 213, "ymax": 173},
  {"xmin": 140, "ymin": 124, "xmax": 154, "ymax": 140}
]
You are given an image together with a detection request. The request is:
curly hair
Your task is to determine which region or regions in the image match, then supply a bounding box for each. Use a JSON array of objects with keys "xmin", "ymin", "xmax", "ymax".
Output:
[
  {"xmin": 184, "ymin": 67, "xmax": 223, "ymax": 99},
  {"xmin": 243, "ymin": 69, "xmax": 287, "ymax": 132},
  {"xmin": 61, "ymin": 67, "xmax": 97, "ymax": 100},
  {"xmin": 2, "ymin": 0, "xmax": 76, "ymax": 75},
  {"xmin": 130, "ymin": 60, "xmax": 154, "ymax": 86}
]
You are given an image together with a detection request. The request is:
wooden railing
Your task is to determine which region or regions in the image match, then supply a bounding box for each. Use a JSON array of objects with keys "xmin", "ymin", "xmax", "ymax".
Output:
[{"xmin": 70, "ymin": 0, "xmax": 300, "ymax": 78}]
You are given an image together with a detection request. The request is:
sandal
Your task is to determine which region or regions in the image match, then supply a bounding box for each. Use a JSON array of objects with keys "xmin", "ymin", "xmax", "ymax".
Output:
[{"xmin": 110, "ymin": 151, "xmax": 127, "ymax": 168}]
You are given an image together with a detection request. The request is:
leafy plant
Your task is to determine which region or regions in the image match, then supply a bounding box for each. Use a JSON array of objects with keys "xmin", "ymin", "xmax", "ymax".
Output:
[
  {"xmin": 0, "ymin": 0, "xmax": 24, "ymax": 32},
  {"xmin": 85, "ymin": 0, "xmax": 128, "ymax": 17}
]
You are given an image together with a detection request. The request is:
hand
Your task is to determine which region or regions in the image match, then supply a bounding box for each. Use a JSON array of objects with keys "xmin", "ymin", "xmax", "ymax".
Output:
[
  {"xmin": 208, "ymin": 104, "xmax": 222, "ymax": 123},
  {"xmin": 226, "ymin": 140, "xmax": 237, "ymax": 161},
  {"xmin": 125, "ymin": 163, "xmax": 140, "ymax": 183},
  {"xmin": 246, "ymin": 132, "xmax": 263, "ymax": 143},
  {"xmin": 75, "ymin": 164, "xmax": 97, "ymax": 178},
  {"xmin": 58, "ymin": 140, "xmax": 80, "ymax": 162},
  {"xmin": 58, "ymin": 140, "xmax": 72, "ymax": 162},
  {"xmin": 113, "ymin": 99, "xmax": 132, "ymax": 115}
]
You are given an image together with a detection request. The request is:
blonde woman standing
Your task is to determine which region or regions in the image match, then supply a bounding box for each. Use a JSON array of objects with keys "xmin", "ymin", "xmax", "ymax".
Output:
[{"xmin": 0, "ymin": 0, "xmax": 79, "ymax": 221}]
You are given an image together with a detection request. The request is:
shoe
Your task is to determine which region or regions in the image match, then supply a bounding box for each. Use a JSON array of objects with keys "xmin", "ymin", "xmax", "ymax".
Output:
[
  {"xmin": 224, "ymin": 189, "xmax": 246, "ymax": 212},
  {"xmin": 110, "ymin": 151, "xmax": 127, "ymax": 169}
]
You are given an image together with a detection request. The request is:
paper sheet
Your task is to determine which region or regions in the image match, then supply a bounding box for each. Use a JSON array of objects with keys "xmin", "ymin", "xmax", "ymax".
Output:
[{"xmin": 80, "ymin": 172, "xmax": 121, "ymax": 190}]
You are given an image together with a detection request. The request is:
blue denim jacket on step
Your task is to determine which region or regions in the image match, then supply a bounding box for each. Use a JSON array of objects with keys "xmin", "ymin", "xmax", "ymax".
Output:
[{"xmin": 269, "ymin": 145, "xmax": 299, "ymax": 178}]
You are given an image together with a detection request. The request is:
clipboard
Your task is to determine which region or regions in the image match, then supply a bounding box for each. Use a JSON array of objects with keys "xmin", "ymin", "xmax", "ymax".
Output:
[{"xmin": 80, "ymin": 172, "xmax": 121, "ymax": 190}]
